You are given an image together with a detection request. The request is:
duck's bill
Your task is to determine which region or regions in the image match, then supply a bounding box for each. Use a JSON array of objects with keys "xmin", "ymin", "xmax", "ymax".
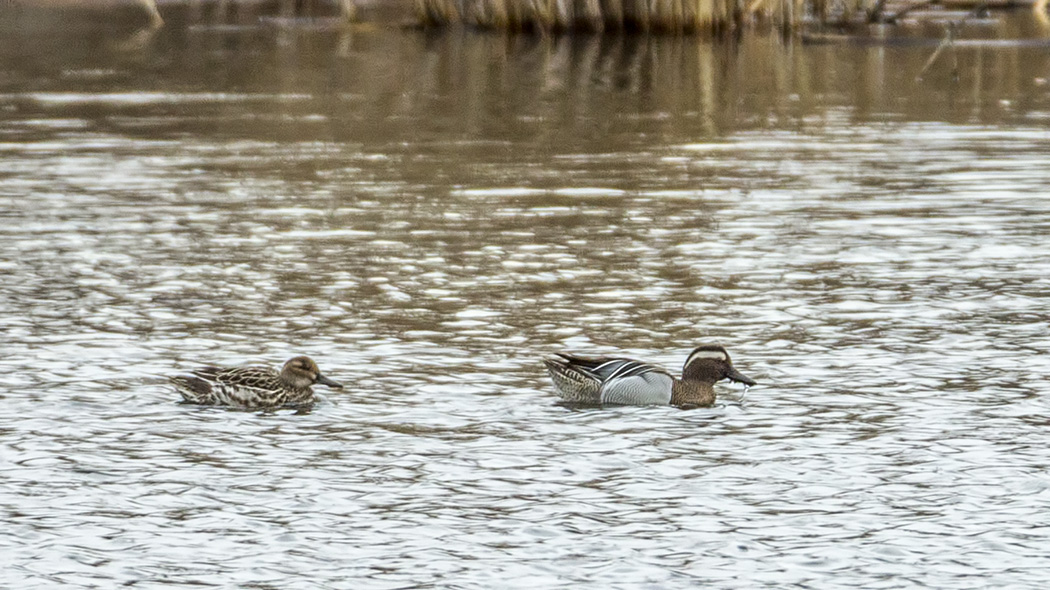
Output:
[
  {"xmin": 726, "ymin": 368, "xmax": 757, "ymax": 387},
  {"xmin": 316, "ymin": 374, "xmax": 344, "ymax": 389}
]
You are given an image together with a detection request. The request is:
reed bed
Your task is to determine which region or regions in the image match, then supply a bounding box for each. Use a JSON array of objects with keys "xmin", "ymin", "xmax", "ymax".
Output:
[{"xmin": 413, "ymin": 0, "xmax": 868, "ymax": 32}]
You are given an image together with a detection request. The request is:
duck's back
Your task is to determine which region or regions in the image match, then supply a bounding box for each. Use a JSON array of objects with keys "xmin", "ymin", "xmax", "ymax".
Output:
[
  {"xmin": 545, "ymin": 355, "xmax": 674, "ymax": 406},
  {"xmin": 172, "ymin": 365, "xmax": 303, "ymax": 408}
]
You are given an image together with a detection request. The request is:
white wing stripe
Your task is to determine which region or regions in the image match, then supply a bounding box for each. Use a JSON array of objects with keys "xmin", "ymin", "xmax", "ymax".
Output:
[{"xmin": 604, "ymin": 360, "xmax": 655, "ymax": 380}]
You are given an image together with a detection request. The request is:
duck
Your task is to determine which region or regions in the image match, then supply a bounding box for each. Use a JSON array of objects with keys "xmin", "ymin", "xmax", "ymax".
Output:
[
  {"xmin": 544, "ymin": 344, "xmax": 755, "ymax": 407},
  {"xmin": 171, "ymin": 356, "xmax": 343, "ymax": 408}
]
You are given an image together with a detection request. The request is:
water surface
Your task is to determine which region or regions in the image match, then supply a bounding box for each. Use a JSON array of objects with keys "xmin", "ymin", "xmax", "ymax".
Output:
[{"xmin": 2, "ymin": 23, "xmax": 1050, "ymax": 589}]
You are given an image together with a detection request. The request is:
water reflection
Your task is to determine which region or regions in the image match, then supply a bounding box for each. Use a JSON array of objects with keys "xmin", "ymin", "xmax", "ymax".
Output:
[{"xmin": 1, "ymin": 22, "xmax": 1050, "ymax": 589}]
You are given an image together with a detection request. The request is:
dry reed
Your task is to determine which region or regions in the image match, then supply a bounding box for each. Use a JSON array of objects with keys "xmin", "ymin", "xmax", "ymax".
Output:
[{"xmin": 413, "ymin": 0, "xmax": 866, "ymax": 32}]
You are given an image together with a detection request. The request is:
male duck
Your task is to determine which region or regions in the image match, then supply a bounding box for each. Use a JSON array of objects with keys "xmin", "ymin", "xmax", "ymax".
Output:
[
  {"xmin": 171, "ymin": 356, "xmax": 343, "ymax": 408},
  {"xmin": 544, "ymin": 344, "xmax": 756, "ymax": 407}
]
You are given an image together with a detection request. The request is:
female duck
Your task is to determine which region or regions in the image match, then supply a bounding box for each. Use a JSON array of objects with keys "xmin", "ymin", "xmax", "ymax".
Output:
[
  {"xmin": 544, "ymin": 344, "xmax": 755, "ymax": 407},
  {"xmin": 171, "ymin": 356, "xmax": 342, "ymax": 408}
]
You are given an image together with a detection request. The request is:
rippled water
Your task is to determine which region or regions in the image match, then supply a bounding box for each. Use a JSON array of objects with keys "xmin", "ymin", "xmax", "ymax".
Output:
[{"xmin": 2, "ymin": 23, "xmax": 1050, "ymax": 589}]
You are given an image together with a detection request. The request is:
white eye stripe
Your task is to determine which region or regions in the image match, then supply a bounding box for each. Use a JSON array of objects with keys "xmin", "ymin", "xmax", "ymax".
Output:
[{"xmin": 688, "ymin": 350, "xmax": 727, "ymax": 362}]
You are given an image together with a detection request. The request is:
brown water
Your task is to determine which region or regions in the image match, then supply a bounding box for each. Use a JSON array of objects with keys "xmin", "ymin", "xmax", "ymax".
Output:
[{"xmin": 2, "ymin": 21, "xmax": 1050, "ymax": 589}]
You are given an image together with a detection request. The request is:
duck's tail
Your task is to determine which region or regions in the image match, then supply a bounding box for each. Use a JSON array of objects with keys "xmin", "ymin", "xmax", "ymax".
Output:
[
  {"xmin": 169, "ymin": 374, "xmax": 215, "ymax": 404},
  {"xmin": 544, "ymin": 355, "xmax": 602, "ymax": 403}
]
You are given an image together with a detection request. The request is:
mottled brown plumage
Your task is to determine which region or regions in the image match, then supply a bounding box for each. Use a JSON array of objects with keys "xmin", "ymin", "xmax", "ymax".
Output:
[{"xmin": 171, "ymin": 356, "xmax": 342, "ymax": 409}]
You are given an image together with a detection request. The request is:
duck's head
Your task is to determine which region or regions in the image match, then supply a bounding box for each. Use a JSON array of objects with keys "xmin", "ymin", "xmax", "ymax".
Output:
[
  {"xmin": 282, "ymin": 356, "xmax": 343, "ymax": 389},
  {"xmin": 681, "ymin": 345, "xmax": 756, "ymax": 386}
]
